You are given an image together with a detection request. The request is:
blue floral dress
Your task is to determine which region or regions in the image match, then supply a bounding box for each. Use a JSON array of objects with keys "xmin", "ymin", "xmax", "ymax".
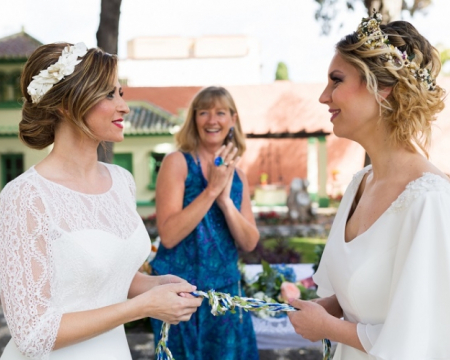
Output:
[{"xmin": 150, "ymin": 152, "xmax": 259, "ymax": 360}]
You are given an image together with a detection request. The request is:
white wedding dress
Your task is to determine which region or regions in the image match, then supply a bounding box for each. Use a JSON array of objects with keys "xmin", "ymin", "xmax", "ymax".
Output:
[
  {"xmin": 314, "ymin": 165, "xmax": 450, "ymax": 360},
  {"xmin": 0, "ymin": 163, "xmax": 150, "ymax": 360}
]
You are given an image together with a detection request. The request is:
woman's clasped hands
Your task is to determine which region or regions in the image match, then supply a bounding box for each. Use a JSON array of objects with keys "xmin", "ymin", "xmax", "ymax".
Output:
[{"xmin": 206, "ymin": 142, "xmax": 240, "ymax": 206}]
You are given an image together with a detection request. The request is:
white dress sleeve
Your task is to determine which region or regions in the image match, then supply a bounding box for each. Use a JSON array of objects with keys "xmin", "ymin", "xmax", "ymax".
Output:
[
  {"xmin": 357, "ymin": 189, "xmax": 450, "ymax": 359},
  {"xmin": 0, "ymin": 180, "xmax": 62, "ymax": 359}
]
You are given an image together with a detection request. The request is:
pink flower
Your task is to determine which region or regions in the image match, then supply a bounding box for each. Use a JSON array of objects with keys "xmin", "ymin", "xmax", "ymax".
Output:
[
  {"xmin": 280, "ymin": 281, "xmax": 301, "ymax": 303},
  {"xmin": 299, "ymin": 276, "xmax": 316, "ymax": 289}
]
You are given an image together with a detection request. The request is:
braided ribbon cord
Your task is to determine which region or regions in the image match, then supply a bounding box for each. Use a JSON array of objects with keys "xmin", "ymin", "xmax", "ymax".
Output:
[{"xmin": 155, "ymin": 289, "xmax": 332, "ymax": 360}]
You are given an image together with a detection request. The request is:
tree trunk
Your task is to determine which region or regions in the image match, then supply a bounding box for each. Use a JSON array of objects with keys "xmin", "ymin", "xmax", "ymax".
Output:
[
  {"xmin": 96, "ymin": 0, "xmax": 122, "ymax": 163},
  {"xmin": 96, "ymin": 0, "xmax": 122, "ymax": 54}
]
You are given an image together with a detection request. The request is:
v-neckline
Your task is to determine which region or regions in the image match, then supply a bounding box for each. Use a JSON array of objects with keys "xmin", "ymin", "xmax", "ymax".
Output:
[{"xmin": 342, "ymin": 167, "xmax": 439, "ymax": 244}]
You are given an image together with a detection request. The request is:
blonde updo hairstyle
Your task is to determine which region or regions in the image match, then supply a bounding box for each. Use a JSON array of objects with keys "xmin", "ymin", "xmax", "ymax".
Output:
[
  {"xmin": 20, "ymin": 42, "xmax": 118, "ymax": 149},
  {"xmin": 336, "ymin": 21, "xmax": 445, "ymax": 157},
  {"xmin": 175, "ymin": 86, "xmax": 246, "ymax": 156}
]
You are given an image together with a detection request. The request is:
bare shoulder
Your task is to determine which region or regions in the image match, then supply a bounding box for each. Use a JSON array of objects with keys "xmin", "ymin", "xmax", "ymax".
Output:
[
  {"xmin": 159, "ymin": 151, "xmax": 188, "ymax": 179},
  {"xmin": 162, "ymin": 151, "xmax": 185, "ymax": 165},
  {"xmin": 413, "ymin": 160, "xmax": 450, "ymax": 184},
  {"xmin": 161, "ymin": 151, "xmax": 187, "ymax": 168},
  {"xmin": 235, "ymin": 166, "xmax": 248, "ymax": 182}
]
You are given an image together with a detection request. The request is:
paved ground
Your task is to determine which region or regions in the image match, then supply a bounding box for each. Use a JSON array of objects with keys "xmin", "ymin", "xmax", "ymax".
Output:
[{"xmin": 0, "ymin": 306, "xmax": 328, "ymax": 359}]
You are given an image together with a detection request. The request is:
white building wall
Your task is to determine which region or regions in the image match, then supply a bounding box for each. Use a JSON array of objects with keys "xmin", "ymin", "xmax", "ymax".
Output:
[
  {"xmin": 119, "ymin": 37, "xmax": 262, "ymax": 87},
  {"xmin": 114, "ymin": 135, "xmax": 174, "ymax": 216}
]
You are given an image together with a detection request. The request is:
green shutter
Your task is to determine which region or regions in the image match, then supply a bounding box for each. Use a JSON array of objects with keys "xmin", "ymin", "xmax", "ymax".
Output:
[
  {"xmin": 0, "ymin": 72, "xmax": 6, "ymax": 102},
  {"xmin": 113, "ymin": 153, "xmax": 133, "ymax": 174},
  {"xmin": 1, "ymin": 153, "xmax": 24, "ymax": 187}
]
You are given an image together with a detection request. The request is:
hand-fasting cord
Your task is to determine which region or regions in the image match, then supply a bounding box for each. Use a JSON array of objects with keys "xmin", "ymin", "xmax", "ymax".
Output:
[{"xmin": 155, "ymin": 289, "xmax": 332, "ymax": 360}]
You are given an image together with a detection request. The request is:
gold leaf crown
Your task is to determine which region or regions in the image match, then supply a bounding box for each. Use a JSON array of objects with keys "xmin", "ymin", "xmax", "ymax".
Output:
[{"xmin": 356, "ymin": 11, "xmax": 436, "ymax": 91}]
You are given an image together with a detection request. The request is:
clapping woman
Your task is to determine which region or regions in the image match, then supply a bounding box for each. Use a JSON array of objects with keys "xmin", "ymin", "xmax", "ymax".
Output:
[{"xmin": 150, "ymin": 86, "xmax": 260, "ymax": 359}]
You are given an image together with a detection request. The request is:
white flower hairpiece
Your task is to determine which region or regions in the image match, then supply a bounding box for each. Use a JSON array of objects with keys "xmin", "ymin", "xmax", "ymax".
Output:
[
  {"xmin": 27, "ymin": 42, "xmax": 88, "ymax": 103},
  {"xmin": 356, "ymin": 11, "xmax": 436, "ymax": 91}
]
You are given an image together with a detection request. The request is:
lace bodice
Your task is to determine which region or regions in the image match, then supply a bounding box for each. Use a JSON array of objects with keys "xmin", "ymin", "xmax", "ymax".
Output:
[
  {"xmin": 348, "ymin": 165, "xmax": 450, "ymax": 213},
  {"xmin": 0, "ymin": 164, "xmax": 150, "ymax": 359}
]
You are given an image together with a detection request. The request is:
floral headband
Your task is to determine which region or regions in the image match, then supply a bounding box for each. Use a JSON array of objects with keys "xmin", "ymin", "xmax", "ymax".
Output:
[
  {"xmin": 356, "ymin": 11, "xmax": 436, "ymax": 91},
  {"xmin": 27, "ymin": 42, "xmax": 88, "ymax": 103}
]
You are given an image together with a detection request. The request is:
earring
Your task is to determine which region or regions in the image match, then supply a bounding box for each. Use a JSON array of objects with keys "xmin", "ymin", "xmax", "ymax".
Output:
[{"xmin": 227, "ymin": 127, "xmax": 234, "ymax": 143}]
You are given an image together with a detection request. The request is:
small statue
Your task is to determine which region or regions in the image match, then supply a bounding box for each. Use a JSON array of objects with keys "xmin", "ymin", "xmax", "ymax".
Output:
[{"xmin": 287, "ymin": 178, "xmax": 313, "ymax": 224}]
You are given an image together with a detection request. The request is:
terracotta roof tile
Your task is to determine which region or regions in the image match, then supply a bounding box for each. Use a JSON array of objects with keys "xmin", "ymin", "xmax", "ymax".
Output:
[
  {"xmin": 123, "ymin": 87, "xmax": 201, "ymax": 115},
  {"xmin": 122, "ymin": 78, "xmax": 450, "ymax": 192},
  {"xmin": 0, "ymin": 31, "xmax": 42, "ymax": 59},
  {"xmin": 123, "ymin": 82, "xmax": 332, "ymax": 135}
]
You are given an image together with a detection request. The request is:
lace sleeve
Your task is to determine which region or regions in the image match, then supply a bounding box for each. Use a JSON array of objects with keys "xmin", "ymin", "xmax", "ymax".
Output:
[{"xmin": 0, "ymin": 179, "xmax": 62, "ymax": 359}]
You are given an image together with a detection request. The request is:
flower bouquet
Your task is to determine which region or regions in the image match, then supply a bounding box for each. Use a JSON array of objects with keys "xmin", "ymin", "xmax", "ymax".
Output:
[{"xmin": 240, "ymin": 260, "xmax": 318, "ymax": 319}]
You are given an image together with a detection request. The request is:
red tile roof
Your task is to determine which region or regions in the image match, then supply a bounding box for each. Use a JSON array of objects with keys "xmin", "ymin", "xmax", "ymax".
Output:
[
  {"xmin": 228, "ymin": 82, "xmax": 332, "ymax": 135},
  {"xmin": 123, "ymin": 86, "xmax": 201, "ymax": 115},
  {"xmin": 122, "ymin": 82, "xmax": 349, "ymax": 190},
  {"xmin": 123, "ymin": 82, "xmax": 332, "ymax": 135},
  {"xmin": 122, "ymin": 78, "xmax": 450, "ymax": 192},
  {"xmin": 0, "ymin": 31, "xmax": 42, "ymax": 59}
]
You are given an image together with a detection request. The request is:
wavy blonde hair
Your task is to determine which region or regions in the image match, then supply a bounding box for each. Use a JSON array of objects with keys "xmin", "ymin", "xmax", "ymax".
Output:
[
  {"xmin": 175, "ymin": 86, "xmax": 246, "ymax": 156},
  {"xmin": 336, "ymin": 21, "xmax": 446, "ymax": 157},
  {"xmin": 20, "ymin": 43, "xmax": 118, "ymax": 149}
]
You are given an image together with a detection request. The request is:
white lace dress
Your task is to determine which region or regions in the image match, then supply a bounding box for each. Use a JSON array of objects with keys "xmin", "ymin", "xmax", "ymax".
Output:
[
  {"xmin": 0, "ymin": 164, "xmax": 150, "ymax": 360},
  {"xmin": 314, "ymin": 165, "xmax": 450, "ymax": 360}
]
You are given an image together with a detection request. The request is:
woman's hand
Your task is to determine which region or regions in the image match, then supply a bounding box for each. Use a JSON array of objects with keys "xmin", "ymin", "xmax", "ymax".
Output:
[
  {"xmin": 135, "ymin": 282, "xmax": 203, "ymax": 324},
  {"xmin": 157, "ymin": 274, "xmax": 187, "ymax": 286},
  {"xmin": 216, "ymin": 156, "xmax": 241, "ymax": 209},
  {"xmin": 206, "ymin": 143, "xmax": 238, "ymax": 199},
  {"xmin": 287, "ymin": 299, "xmax": 332, "ymax": 342},
  {"xmin": 157, "ymin": 275, "xmax": 198, "ymax": 298}
]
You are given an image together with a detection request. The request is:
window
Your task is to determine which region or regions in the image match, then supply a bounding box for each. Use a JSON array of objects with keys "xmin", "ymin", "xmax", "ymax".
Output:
[
  {"xmin": 10, "ymin": 71, "xmax": 22, "ymax": 102},
  {"xmin": 148, "ymin": 151, "xmax": 165, "ymax": 190},
  {"xmin": 0, "ymin": 72, "xmax": 7, "ymax": 102},
  {"xmin": 1, "ymin": 154, "xmax": 24, "ymax": 187},
  {"xmin": 148, "ymin": 143, "xmax": 175, "ymax": 190},
  {"xmin": 113, "ymin": 153, "xmax": 133, "ymax": 174},
  {"xmin": 0, "ymin": 71, "xmax": 22, "ymax": 103}
]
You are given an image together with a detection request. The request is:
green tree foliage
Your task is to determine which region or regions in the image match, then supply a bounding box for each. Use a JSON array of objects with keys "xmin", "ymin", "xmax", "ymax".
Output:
[
  {"xmin": 441, "ymin": 47, "xmax": 450, "ymax": 75},
  {"xmin": 314, "ymin": 0, "xmax": 433, "ymax": 35},
  {"xmin": 441, "ymin": 48, "xmax": 450, "ymax": 65},
  {"xmin": 275, "ymin": 62, "xmax": 289, "ymax": 81}
]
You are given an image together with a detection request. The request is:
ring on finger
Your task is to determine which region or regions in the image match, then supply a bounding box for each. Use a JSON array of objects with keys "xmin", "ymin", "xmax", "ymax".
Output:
[{"xmin": 214, "ymin": 156, "xmax": 224, "ymax": 167}]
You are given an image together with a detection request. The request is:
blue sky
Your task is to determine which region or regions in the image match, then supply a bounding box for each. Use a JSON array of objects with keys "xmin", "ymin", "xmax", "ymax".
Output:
[{"xmin": 1, "ymin": 0, "xmax": 449, "ymax": 83}]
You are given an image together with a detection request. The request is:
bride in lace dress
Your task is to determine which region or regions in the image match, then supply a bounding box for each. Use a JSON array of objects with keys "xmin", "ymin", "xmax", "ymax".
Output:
[
  {"xmin": 287, "ymin": 13, "xmax": 450, "ymax": 360},
  {"xmin": 0, "ymin": 43, "xmax": 202, "ymax": 360}
]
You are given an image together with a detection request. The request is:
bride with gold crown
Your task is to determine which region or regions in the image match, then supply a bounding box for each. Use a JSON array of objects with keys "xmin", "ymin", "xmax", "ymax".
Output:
[{"xmin": 287, "ymin": 11, "xmax": 450, "ymax": 360}]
